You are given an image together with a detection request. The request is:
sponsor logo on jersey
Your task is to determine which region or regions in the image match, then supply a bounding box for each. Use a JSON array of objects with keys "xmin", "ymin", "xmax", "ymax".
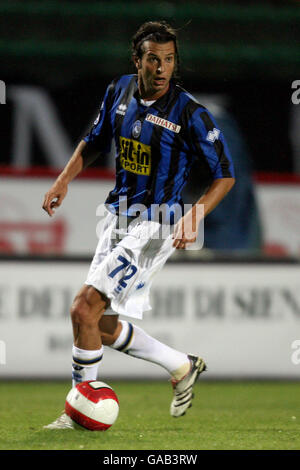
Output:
[
  {"xmin": 206, "ymin": 127, "xmax": 220, "ymax": 143},
  {"xmin": 119, "ymin": 137, "xmax": 151, "ymax": 176},
  {"xmin": 145, "ymin": 113, "xmax": 181, "ymax": 133},
  {"xmin": 116, "ymin": 103, "xmax": 127, "ymax": 116}
]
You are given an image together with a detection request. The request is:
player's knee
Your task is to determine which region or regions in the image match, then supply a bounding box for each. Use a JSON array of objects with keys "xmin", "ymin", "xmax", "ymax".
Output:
[
  {"xmin": 70, "ymin": 292, "xmax": 106, "ymax": 327},
  {"xmin": 70, "ymin": 298, "xmax": 94, "ymax": 327}
]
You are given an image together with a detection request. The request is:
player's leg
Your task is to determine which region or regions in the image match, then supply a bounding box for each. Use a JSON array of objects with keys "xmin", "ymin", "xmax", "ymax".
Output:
[
  {"xmin": 99, "ymin": 314, "xmax": 122, "ymax": 345},
  {"xmin": 97, "ymin": 222, "xmax": 206, "ymax": 417},
  {"xmin": 71, "ymin": 284, "xmax": 110, "ymax": 387},
  {"xmin": 100, "ymin": 315, "xmax": 206, "ymax": 417},
  {"xmin": 100, "ymin": 316, "xmax": 190, "ymax": 378},
  {"xmin": 44, "ymin": 284, "xmax": 109, "ymax": 430}
]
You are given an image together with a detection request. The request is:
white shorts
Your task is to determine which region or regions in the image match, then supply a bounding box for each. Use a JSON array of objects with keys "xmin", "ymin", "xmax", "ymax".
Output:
[{"xmin": 85, "ymin": 209, "xmax": 175, "ymax": 319}]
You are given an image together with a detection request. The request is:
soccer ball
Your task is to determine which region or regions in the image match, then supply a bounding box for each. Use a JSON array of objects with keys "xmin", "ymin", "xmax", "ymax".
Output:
[{"xmin": 65, "ymin": 380, "xmax": 119, "ymax": 431}]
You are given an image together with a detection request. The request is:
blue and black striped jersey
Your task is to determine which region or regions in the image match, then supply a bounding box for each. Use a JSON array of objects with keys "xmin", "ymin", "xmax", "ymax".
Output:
[{"xmin": 84, "ymin": 74, "xmax": 234, "ymax": 217}]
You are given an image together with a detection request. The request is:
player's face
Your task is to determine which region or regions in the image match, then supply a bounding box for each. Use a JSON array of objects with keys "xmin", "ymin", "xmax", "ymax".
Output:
[{"xmin": 135, "ymin": 40, "xmax": 176, "ymax": 100}]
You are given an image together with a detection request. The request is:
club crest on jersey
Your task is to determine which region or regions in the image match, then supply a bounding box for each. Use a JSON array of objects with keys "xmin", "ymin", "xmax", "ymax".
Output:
[
  {"xmin": 132, "ymin": 120, "xmax": 142, "ymax": 138},
  {"xmin": 145, "ymin": 113, "xmax": 181, "ymax": 133},
  {"xmin": 119, "ymin": 137, "xmax": 151, "ymax": 176}
]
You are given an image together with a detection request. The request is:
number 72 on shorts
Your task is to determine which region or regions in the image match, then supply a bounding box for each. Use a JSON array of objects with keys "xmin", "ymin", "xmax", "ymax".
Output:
[{"xmin": 108, "ymin": 255, "xmax": 137, "ymax": 291}]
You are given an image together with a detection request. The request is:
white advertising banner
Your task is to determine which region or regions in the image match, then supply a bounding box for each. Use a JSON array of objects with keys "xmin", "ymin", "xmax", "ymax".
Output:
[
  {"xmin": 0, "ymin": 260, "xmax": 300, "ymax": 379},
  {"xmin": 0, "ymin": 176, "xmax": 113, "ymax": 256},
  {"xmin": 256, "ymin": 183, "xmax": 300, "ymax": 256},
  {"xmin": 1, "ymin": 175, "xmax": 300, "ymax": 257}
]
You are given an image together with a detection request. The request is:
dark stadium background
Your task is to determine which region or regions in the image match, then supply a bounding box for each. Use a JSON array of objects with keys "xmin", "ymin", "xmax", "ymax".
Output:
[{"xmin": 0, "ymin": 0, "xmax": 298, "ymax": 172}]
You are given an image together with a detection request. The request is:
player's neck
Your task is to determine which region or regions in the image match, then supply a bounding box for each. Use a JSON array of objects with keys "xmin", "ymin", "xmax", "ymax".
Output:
[{"xmin": 138, "ymin": 78, "xmax": 170, "ymax": 101}]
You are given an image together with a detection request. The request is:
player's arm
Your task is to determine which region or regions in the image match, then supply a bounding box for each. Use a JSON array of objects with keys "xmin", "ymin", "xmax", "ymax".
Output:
[
  {"xmin": 193, "ymin": 176, "xmax": 235, "ymax": 218},
  {"xmin": 42, "ymin": 140, "xmax": 99, "ymax": 217},
  {"xmin": 43, "ymin": 78, "xmax": 117, "ymax": 217},
  {"xmin": 173, "ymin": 104, "xmax": 236, "ymax": 249},
  {"xmin": 172, "ymin": 177, "xmax": 235, "ymax": 248}
]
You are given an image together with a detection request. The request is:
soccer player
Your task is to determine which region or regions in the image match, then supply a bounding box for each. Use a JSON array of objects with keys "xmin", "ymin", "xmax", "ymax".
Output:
[{"xmin": 42, "ymin": 21, "xmax": 235, "ymax": 429}]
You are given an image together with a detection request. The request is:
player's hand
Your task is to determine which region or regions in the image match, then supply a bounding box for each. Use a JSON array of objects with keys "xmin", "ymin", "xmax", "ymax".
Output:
[
  {"xmin": 172, "ymin": 205, "xmax": 202, "ymax": 249},
  {"xmin": 42, "ymin": 180, "xmax": 68, "ymax": 217}
]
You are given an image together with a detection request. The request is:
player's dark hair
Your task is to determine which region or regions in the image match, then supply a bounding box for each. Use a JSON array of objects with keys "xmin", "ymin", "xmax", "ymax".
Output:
[{"xmin": 132, "ymin": 21, "xmax": 180, "ymax": 80}]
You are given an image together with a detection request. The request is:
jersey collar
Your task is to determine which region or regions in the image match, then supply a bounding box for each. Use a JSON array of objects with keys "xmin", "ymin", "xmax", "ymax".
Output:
[{"xmin": 133, "ymin": 79, "xmax": 176, "ymax": 113}]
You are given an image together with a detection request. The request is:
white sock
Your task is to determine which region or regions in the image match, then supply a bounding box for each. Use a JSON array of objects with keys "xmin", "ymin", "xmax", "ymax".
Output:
[
  {"xmin": 72, "ymin": 345, "xmax": 104, "ymax": 387},
  {"xmin": 110, "ymin": 320, "xmax": 190, "ymax": 379}
]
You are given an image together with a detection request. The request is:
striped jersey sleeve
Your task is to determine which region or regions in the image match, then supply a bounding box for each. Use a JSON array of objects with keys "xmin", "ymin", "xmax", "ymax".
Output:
[
  {"xmin": 187, "ymin": 106, "xmax": 235, "ymax": 179},
  {"xmin": 83, "ymin": 78, "xmax": 118, "ymax": 153}
]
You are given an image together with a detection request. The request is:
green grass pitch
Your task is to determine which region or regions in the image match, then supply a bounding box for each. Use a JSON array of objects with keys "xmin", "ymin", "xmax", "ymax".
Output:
[{"xmin": 0, "ymin": 380, "xmax": 299, "ymax": 450}]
